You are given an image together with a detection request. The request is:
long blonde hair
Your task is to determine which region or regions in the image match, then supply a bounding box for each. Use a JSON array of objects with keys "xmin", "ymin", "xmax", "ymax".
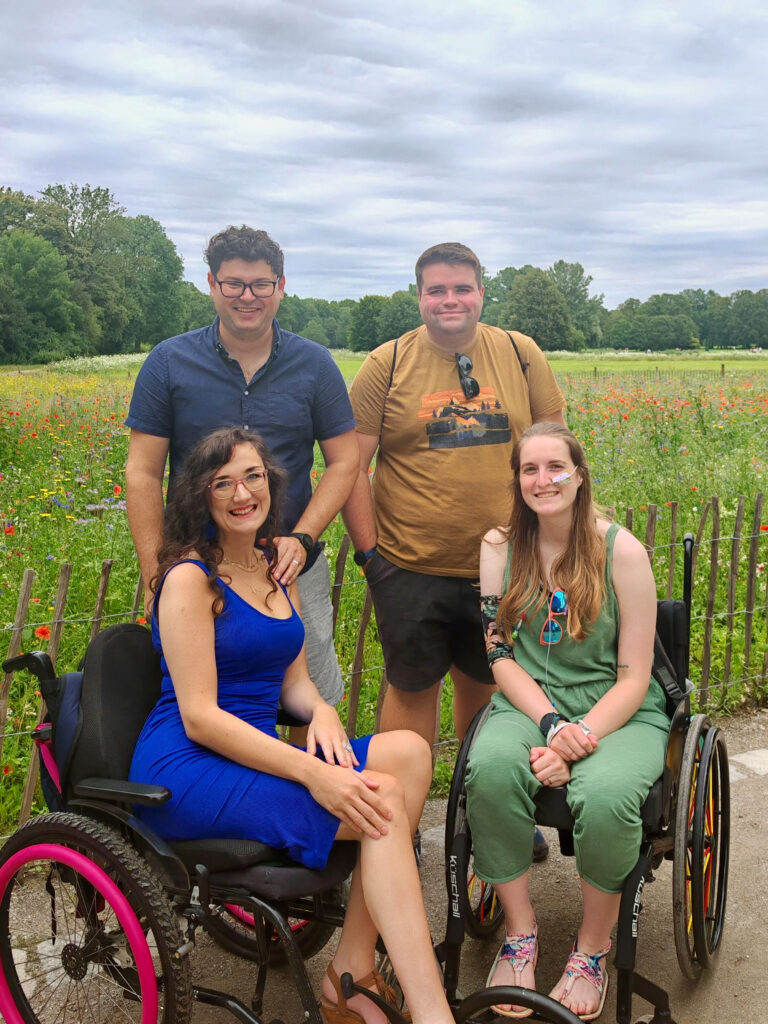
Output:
[{"xmin": 497, "ymin": 422, "xmax": 607, "ymax": 642}]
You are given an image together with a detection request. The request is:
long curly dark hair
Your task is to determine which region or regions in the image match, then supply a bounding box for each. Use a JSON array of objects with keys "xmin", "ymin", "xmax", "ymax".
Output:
[{"xmin": 152, "ymin": 427, "xmax": 287, "ymax": 616}]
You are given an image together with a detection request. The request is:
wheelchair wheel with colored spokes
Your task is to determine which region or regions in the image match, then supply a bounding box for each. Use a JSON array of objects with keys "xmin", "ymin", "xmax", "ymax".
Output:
[
  {"xmin": 445, "ymin": 706, "xmax": 503, "ymax": 939},
  {"xmin": 690, "ymin": 724, "xmax": 730, "ymax": 968},
  {"xmin": 0, "ymin": 812, "xmax": 192, "ymax": 1024},
  {"xmin": 204, "ymin": 885, "xmax": 341, "ymax": 964},
  {"xmin": 672, "ymin": 714, "xmax": 730, "ymax": 980}
]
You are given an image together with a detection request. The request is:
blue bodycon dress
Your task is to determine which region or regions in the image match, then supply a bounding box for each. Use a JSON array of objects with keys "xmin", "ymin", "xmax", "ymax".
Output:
[{"xmin": 129, "ymin": 560, "xmax": 371, "ymax": 869}]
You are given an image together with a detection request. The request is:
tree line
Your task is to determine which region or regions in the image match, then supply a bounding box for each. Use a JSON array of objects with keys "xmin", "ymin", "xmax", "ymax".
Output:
[{"xmin": 1, "ymin": 183, "xmax": 766, "ymax": 364}]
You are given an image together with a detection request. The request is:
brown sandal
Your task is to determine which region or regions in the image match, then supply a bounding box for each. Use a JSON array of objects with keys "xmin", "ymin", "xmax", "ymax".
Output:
[{"xmin": 320, "ymin": 963, "xmax": 409, "ymax": 1023}]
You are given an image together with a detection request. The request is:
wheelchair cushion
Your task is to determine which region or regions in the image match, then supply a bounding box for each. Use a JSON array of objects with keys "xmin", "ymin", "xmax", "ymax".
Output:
[
  {"xmin": 171, "ymin": 837, "xmax": 297, "ymax": 873},
  {"xmin": 534, "ymin": 778, "xmax": 664, "ymax": 837},
  {"xmin": 204, "ymin": 840, "xmax": 358, "ymax": 901}
]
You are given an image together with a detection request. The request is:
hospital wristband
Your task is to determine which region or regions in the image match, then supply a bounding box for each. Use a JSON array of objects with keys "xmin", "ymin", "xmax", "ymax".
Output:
[{"xmin": 546, "ymin": 719, "xmax": 573, "ymax": 747}]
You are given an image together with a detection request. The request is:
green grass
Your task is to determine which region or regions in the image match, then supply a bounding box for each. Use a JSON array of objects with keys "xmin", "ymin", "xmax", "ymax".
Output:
[{"xmin": 2, "ymin": 349, "xmax": 768, "ymax": 822}]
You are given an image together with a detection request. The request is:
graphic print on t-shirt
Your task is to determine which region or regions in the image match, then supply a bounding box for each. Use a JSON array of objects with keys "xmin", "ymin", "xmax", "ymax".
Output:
[{"xmin": 419, "ymin": 386, "xmax": 511, "ymax": 449}]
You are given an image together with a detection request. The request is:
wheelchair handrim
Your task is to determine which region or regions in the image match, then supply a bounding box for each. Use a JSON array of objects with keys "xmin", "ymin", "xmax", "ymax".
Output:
[{"xmin": 0, "ymin": 842, "xmax": 159, "ymax": 1024}]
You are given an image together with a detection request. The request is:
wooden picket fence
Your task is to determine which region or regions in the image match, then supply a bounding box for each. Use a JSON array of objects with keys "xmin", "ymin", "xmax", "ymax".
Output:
[{"xmin": 2, "ymin": 495, "xmax": 767, "ymax": 837}]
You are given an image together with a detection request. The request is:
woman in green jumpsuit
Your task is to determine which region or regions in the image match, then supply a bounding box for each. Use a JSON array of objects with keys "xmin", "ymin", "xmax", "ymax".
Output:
[{"xmin": 466, "ymin": 423, "xmax": 669, "ymax": 1021}]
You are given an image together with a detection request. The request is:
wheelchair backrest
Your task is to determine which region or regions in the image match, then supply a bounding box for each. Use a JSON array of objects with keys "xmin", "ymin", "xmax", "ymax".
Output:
[
  {"xmin": 64, "ymin": 622, "xmax": 162, "ymax": 798},
  {"xmin": 653, "ymin": 598, "xmax": 690, "ymax": 716}
]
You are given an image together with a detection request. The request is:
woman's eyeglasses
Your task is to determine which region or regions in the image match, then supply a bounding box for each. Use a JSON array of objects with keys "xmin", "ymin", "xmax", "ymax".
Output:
[
  {"xmin": 454, "ymin": 352, "xmax": 480, "ymax": 399},
  {"xmin": 208, "ymin": 471, "xmax": 268, "ymax": 500},
  {"xmin": 540, "ymin": 588, "xmax": 567, "ymax": 645}
]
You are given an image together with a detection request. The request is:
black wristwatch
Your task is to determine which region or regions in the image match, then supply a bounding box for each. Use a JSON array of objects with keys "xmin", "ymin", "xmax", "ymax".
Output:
[
  {"xmin": 539, "ymin": 712, "xmax": 562, "ymax": 738},
  {"xmin": 353, "ymin": 546, "xmax": 377, "ymax": 567},
  {"xmin": 289, "ymin": 532, "xmax": 314, "ymax": 555}
]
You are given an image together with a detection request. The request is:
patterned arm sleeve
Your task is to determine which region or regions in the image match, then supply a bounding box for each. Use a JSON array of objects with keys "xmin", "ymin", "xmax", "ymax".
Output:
[{"xmin": 480, "ymin": 594, "xmax": 515, "ymax": 666}]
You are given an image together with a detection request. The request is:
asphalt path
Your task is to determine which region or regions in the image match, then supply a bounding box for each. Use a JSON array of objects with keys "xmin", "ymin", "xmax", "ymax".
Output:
[{"xmin": 190, "ymin": 706, "xmax": 768, "ymax": 1024}]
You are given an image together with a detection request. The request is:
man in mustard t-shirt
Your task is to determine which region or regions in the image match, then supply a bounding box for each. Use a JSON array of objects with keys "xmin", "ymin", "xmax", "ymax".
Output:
[{"xmin": 342, "ymin": 242, "xmax": 566, "ymax": 807}]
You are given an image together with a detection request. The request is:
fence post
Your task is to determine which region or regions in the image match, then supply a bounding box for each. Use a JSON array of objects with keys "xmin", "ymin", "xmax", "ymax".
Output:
[
  {"xmin": 699, "ymin": 498, "xmax": 720, "ymax": 708},
  {"xmin": 723, "ymin": 496, "xmax": 745, "ymax": 694},
  {"xmin": 666, "ymin": 502, "xmax": 679, "ymax": 599},
  {"xmin": 744, "ymin": 493, "xmax": 764, "ymax": 683},
  {"xmin": 691, "ymin": 500, "xmax": 712, "ymax": 584},
  {"xmin": 345, "ymin": 586, "xmax": 374, "ymax": 739},
  {"xmin": 89, "ymin": 560, "xmax": 114, "ymax": 641},
  {"xmin": 331, "ymin": 535, "xmax": 351, "ymax": 632},
  {"xmin": 18, "ymin": 564, "xmax": 73, "ymax": 825},
  {"xmin": 131, "ymin": 574, "xmax": 145, "ymax": 620},
  {"xmin": 644, "ymin": 504, "xmax": 658, "ymax": 560},
  {"xmin": 0, "ymin": 569, "xmax": 36, "ymax": 773}
]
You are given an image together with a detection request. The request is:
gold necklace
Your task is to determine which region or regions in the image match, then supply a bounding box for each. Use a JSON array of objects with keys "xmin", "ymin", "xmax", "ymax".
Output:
[{"xmin": 220, "ymin": 555, "xmax": 262, "ymax": 573}]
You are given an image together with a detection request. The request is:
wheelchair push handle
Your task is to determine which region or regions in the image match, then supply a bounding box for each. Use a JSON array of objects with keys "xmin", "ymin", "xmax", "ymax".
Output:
[{"xmin": 2, "ymin": 650, "xmax": 56, "ymax": 683}]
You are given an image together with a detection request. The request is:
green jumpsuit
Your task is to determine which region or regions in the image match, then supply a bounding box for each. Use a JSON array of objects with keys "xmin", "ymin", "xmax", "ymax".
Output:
[{"xmin": 465, "ymin": 524, "xmax": 670, "ymax": 893}]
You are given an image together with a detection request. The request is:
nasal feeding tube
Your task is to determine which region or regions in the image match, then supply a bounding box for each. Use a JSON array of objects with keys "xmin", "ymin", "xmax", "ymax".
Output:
[{"xmin": 551, "ymin": 472, "xmax": 571, "ymax": 486}]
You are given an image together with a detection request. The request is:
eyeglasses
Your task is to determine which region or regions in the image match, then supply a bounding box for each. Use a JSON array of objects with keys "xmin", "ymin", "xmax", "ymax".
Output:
[
  {"xmin": 540, "ymin": 589, "xmax": 567, "ymax": 645},
  {"xmin": 455, "ymin": 352, "xmax": 480, "ymax": 400},
  {"xmin": 208, "ymin": 471, "xmax": 268, "ymax": 500},
  {"xmin": 214, "ymin": 277, "xmax": 279, "ymax": 299}
]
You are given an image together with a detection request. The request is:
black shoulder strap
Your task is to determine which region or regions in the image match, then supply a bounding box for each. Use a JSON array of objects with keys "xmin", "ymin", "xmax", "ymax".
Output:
[
  {"xmin": 388, "ymin": 337, "xmax": 399, "ymax": 391},
  {"xmin": 505, "ymin": 331, "xmax": 529, "ymax": 375}
]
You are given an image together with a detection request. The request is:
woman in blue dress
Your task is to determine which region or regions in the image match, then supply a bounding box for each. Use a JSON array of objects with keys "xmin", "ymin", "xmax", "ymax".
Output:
[{"xmin": 129, "ymin": 426, "xmax": 454, "ymax": 1024}]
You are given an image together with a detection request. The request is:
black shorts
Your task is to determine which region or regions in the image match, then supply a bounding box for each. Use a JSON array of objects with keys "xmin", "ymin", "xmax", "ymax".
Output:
[{"xmin": 364, "ymin": 551, "xmax": 494, "ymax": 693}]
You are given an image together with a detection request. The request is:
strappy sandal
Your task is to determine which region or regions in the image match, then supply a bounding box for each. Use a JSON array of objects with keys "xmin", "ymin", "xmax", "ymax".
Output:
[
  {"xmin": 485, "ymin": 920, "xmax": 539, "ymax": 1019},
  {"xmin": 554, "ymin": 940, "xmax": 611, "ymax": 1022},
  {"xmin": 320, "ymin": 962, "xmax": 410, "ymax": 1024}
]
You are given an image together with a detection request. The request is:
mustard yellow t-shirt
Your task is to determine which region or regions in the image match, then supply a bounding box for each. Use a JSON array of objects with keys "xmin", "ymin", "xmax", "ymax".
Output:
[{"xmin": 350, "ymin": 324, "xmax": 565, "ymax": 577}]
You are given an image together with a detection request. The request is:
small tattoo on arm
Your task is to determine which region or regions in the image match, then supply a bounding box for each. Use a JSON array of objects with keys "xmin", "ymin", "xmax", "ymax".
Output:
[{"xmin": 617, "ymin": 663, "xmax": 629, "ymax": 669}]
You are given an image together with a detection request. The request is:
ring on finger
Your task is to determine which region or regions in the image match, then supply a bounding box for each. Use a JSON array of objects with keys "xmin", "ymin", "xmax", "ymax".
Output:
[{"xmin": 291, "ymin": 558, "xmax": 300, "ymax": 565}]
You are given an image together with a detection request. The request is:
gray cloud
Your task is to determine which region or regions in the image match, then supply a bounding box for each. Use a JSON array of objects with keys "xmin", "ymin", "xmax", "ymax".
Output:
[{"xmin": 1, "ymin": 0, "xmax": 766, "ymax": 306}]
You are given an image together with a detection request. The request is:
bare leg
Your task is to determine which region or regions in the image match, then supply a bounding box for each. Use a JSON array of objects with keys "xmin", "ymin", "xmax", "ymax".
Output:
[
  {"xmin": 549, "ymin": 879, "xmax": 619, "ymax": 1018},
  {"xmin": 485, "ymin": 873, "xmax": 537, "ymax": 1013},
  {"xmin": 322, "ymin": 732, "xmax": 454, "ymax": 1024},
  {"xmin": 449, "ymin": 664, "xmax": 495, "ymax": 741},
  {"xmin": 379, "ymin": 681, "xmax": 441, "ymax": 745}
]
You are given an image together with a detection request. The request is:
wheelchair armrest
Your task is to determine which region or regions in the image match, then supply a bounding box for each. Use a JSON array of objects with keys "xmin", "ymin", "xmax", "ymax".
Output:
[{"xmin": 73, "ymin": 777, "xmax": 171, "ymax": 805}]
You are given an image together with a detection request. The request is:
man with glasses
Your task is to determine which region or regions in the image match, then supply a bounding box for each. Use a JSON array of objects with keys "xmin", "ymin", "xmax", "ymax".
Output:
[
  {"xmin": 125, "ymin": 226, "xmax": 357, "ymax": 708},
  {"xmin": 343, "ymin": 243, "xmax": 565, "ymax": 856}
]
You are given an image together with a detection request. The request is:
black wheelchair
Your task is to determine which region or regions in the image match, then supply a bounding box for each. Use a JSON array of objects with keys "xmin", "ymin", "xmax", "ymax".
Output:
[
  {"xmin": 444, "ymin": 534, "xmax": 731, "ymax": 1024},
  {"xmin": 1, "ymin": 622, "xmax": 584, "ymax": 1024}
]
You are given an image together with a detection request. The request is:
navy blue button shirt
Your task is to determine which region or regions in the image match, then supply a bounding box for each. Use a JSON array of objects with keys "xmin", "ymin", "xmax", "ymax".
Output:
[{"xmin": 125, "ymin": 318, "xmax": 355, "ymax": 544}]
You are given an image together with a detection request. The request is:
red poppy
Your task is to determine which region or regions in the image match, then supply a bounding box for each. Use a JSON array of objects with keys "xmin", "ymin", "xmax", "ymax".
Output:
[
  {"xmin": 34, "ymin": 625, "xmax": 51, "ymax": 640},
  {"xmin": 4, "ymin": 524, "xmax": 14, "ymax": 535},
  {"xmin": 113, "ymin": 484, "xmax": 123, "ymax": 495}
]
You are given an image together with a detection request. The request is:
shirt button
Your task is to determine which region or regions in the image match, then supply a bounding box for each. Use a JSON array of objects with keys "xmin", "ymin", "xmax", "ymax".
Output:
[{"xmin": 244, "ymin": 390, "xmax": 249, "ymax": 395}]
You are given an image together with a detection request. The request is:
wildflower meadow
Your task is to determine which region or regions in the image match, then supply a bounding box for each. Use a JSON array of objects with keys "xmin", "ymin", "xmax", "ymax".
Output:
[{"xmin": 2, "ymin": 352, "xmax": 768, "ymax": 826}]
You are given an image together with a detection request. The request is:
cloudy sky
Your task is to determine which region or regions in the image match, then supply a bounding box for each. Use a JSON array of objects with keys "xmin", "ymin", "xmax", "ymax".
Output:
[{"xmin": 2, "ymin": 0, "xmax": 766, "ymax": 308}]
